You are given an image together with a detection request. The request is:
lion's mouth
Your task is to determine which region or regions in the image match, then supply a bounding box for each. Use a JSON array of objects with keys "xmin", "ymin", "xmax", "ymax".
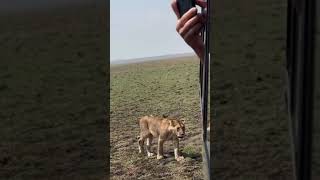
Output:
[{"xmin": 178, "ymin": 136, "xmax": 184, "ymax": 139}]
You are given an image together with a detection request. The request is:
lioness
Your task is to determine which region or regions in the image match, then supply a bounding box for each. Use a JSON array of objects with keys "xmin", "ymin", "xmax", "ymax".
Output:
[{"xmin": 137, "ymin": 115, "xmax": 185, "ymax": 161}]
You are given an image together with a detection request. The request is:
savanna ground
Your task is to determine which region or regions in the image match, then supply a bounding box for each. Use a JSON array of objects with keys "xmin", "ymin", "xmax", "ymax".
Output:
[
  {"xmin": 110, "ymin": 57, "xmax": 205, "ymax": 179},
  {"xmin": 210, "ymin": 0, "xmax": 294, "ymax": 179},
  {"xmin": 0, "ymin": 2, "xmax": 108, "ymax": 179}
]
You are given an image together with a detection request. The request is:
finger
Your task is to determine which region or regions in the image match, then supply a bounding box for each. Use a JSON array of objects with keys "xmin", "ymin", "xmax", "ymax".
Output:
[
  {"xmin": 179, "ymin": 14, "xmax": 205, "ymax": 37},
  {"xmin": 171, "ymin": 0, "xmax": 180, "ymax": 19},
  {"xmin": 195, "ymin": 0, "xmax": 207, "ymax": 8},
  {"xmin": 183, "ymin": 23, "xmax": 203, "ymax": 41},
  {"xmin": 176, "ymin": 7, "xmax": 197, "ymax": 32}
]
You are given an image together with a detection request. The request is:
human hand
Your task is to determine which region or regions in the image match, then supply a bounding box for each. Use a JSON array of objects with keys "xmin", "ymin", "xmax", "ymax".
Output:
[{"xmin": 171, "ymin": 0, "xmax": 207, "ymax": 62}]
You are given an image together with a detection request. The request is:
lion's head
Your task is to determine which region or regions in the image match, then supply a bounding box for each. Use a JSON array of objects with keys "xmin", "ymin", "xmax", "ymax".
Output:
[{"xmin": 169, "ymin": 119, "xmax": 186, "ymax": 139}]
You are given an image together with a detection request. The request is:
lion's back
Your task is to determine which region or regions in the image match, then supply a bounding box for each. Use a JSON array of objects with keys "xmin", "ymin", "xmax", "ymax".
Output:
[{"xmin": 138, "ymin": 116, "xmax": 163, "ymax": 136}]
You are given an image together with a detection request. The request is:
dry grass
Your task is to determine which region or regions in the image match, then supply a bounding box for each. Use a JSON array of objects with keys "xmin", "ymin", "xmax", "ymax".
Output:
[
  {"xmin": 210, "ymin": 0, "xmax": 293, "ymax": 179},
  {"xmin": 0, "ymin": 3, "xmax": 108, "ymax": 179},
  {"xmin": 110, "ymin": 57, "xmax": 205, "ymax": 179}
]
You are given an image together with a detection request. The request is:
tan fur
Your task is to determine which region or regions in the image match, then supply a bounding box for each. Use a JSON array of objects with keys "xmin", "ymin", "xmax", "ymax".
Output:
[{"xmin": 137, "ymin": 115, "xmax": 185, "ymax": 161}]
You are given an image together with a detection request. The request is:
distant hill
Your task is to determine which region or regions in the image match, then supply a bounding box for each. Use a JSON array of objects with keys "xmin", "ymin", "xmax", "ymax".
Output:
[{"xmin": 111, "ymin": 53, "xmax": 196, "ymax": 65}]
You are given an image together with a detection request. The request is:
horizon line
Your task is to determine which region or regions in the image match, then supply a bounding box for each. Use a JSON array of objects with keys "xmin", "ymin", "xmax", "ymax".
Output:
[{"xmin": 110, "ymin": 52, "xmax": 196, "ymax": 62}]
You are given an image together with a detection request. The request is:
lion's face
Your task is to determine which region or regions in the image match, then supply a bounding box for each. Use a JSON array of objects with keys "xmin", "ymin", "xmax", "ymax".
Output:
[{"xmin": 169, "ymin": 119, "xmax": 185, "ymax": 139}]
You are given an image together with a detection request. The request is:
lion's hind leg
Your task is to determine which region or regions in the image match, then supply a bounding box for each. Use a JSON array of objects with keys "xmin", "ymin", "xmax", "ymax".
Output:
[
  {"xmin": 138, "ymin": 132, "xmax": 151, "ymax": 154},
  {"xmin": 138, "ymin": 136, "xmax": 145, "ymax": 154},
  {"xmin": 146, "ymin": 135, "xmax": 154, "ymax": 157}
]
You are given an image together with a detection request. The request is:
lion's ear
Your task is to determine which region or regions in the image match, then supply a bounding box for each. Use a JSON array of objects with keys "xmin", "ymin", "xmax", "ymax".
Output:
[
  {"xmin": 168, "ymin": 120, "xmax": 175, "ymax": 130},
  {"xmin": 169, "ymin": 120, "xmax": 175, "ymax": 127}
]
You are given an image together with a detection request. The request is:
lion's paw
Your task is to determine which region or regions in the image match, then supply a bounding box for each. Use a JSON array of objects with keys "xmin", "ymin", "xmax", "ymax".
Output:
[
  {"xmin": 175, "ymin": 156, "xmax": 185, "ymax": 161},
  {"xmin": 157, "ymin": 155, "xmax": 164, "ymax": 160},
  {"xmin": 147, "ymin": 152, "xmax": 155, "ymax": 157}
]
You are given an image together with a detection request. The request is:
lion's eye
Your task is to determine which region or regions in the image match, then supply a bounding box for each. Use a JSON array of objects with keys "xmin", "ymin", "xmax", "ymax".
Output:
[{"xmin": 177, "ymin": 127, "xmax": 180, "ymax": 130}]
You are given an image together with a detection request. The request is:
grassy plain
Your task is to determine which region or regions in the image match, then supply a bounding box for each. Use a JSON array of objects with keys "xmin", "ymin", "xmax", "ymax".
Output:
[
  {"xmin": 110, "ymin": 57, "xmax": 205, "ymax": 179},
  {"xmin": 0, "ymin": 3, "xmax": 107, "ymax": 179},
  {"xmin": 210, "ymin": 0, "xmax": 293, "ymax": 179}
]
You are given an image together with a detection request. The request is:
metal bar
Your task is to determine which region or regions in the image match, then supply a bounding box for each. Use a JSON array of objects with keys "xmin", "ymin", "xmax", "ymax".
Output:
[
  {"xmin": 199, "ymin": 0, "xmax": 211, "ymax": 179},
  {"xmin": 286, "ymin": 0, "xmax": 315, "ymax": 179},
  {"xmin": 286, "ymin": 0, "xmax": 299, "ymax": 178}
]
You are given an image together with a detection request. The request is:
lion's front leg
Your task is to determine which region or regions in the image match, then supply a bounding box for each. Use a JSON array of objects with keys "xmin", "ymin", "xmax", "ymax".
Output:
[
  {"xmin": 157, "ymin": 138, "xmax": 164, "ymax": 160},
  {"xmin": 173, "ymin": 138, "xmax": 184, "ymax": 161}
]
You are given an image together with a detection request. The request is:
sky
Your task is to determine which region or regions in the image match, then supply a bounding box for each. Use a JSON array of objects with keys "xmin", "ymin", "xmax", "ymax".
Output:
[{"xmin": 110, "ymin": 0, "xmax": 194, "ymax": 62}]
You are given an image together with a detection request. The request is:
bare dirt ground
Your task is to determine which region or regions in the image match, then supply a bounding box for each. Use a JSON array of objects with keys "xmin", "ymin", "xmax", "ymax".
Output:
[
  {"xmin": 0, "ymin": 3, "xmax": 108, "ymax": 179},
  {"xmin": 210, "ymin": 0, "xmax": 294, "ymax": 179},
  {"xmin": 110, "ymin": 57, "xmax": 205, "ymax": 179}
]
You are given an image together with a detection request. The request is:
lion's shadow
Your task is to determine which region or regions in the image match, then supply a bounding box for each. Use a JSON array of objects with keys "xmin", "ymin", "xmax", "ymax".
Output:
[{"xmin": 154, "ymin": 151, "xmax": 202, "ymax": 165}]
